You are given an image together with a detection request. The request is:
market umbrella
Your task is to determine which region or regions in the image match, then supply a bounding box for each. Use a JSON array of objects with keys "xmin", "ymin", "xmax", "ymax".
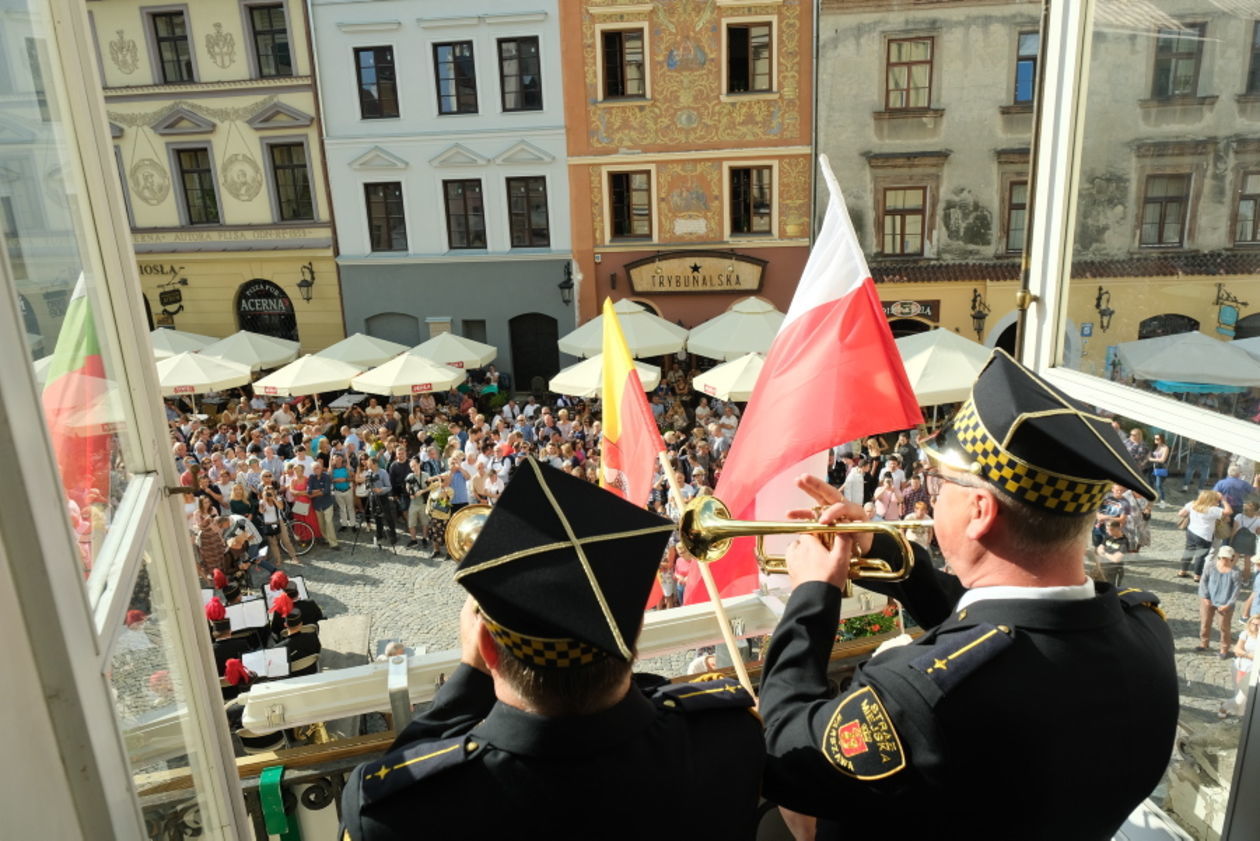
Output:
[
  {"xmin": 1232, "ymin": 336, "xmax": 1260, "ymax": 362},
  {"xmin": 410, "ymin": 332, "xmax": 497, "ymax": 369},
  {"xmin": 252, "ymin": 354, "xmax": 364, "ymax": 402},
  {"xmin": 691, "ymin": 353, "xmax": 764, "ymax": 402},
  {"xmin": 549, "ymin": 353, "xmax": 661, "ymax": 398},
  {"xmin": 557, "ymin": 298, "xmax": 688, "ymax": 358},
  {"xmin": 1115, "ymin": 331, "xmax": 1260, "ymax": 387},
  {"xmin": 350, "ymin": 353, "xmax": 465, "ymax": 398},
  {"xmin": 685, "ymin": 297, "xmax": 785, "ymax": 361},
  {"xmin": 895, "ymin": 328, "xmax": 992, "ymax": 406},
  {"xmin": 314, "ymin": 332, "xmax": 408, "ymax": 368},
  {"xmin": 66, "ymin": 384, "xmax": 127, "ymax": 437},
  {"xmin": 201, "ymin": 330, "xmax": 299, "ymax": 372},
  {"xmin": 155, "ymin": 352, "xmax": 251, "ymax": 409},
  {"xmin": 149, "ymin": 328, "xmax": 218, "ymax": 359}
]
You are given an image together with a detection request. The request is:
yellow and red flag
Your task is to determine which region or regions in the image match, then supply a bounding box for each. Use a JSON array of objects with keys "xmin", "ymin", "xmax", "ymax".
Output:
[{"xmin": 600, "ymin": 297, "xmax": 665, "ymax": 508}]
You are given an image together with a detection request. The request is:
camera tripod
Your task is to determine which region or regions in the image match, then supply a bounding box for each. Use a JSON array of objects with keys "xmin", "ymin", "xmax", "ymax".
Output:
[{"xmin": 349, "ymin": 488, "xmax": 398, "ymax": 556}]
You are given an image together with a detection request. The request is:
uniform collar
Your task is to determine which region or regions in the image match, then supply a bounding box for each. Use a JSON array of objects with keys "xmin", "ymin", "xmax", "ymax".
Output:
[
  {"xmin": 956, "ymin": 578, "xmax": 1095, "ymax": 611},
  {"xmin": 472, "ymin": 686, "xmax": 657, "ymax": 758},
  {"xmin": 940, "ymin": 583, "xmax": 1123, "ymax": 632}
]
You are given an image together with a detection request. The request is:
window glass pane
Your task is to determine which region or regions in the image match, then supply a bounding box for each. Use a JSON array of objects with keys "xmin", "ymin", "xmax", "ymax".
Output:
[
  {"xmin": 2, "ymin": 6, "xmax": 135, "ymax": 591},
  {"xmin": 111, "ymin": 533, "xmax": 216, "ymax": 833}
]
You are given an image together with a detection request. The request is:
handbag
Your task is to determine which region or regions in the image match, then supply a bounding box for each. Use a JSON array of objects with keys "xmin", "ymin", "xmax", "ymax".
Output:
[
  {"xmin": 1215, "ymin": 514, "xmax": 1234, "ymax": 542},
  {"xmin": 291, "ymin": 500, "xmax": 310, "ymax": 517},
  {"xmin": 1153, "ymin": 467, "xmax": 1169, "ymax": 478},
  {"xmin": 1231, "ymin": 518, "xmax": 1258, "ymax": 555},
  {"xmin": 1177, "ymin": 512, "xmax": 1190, "ymax": 530}
]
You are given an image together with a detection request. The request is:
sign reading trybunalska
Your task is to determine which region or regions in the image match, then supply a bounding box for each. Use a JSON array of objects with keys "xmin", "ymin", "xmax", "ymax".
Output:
[
  {"xmin": 881, "ymin": 299, "xmax": 940, "ymax": 322},
  {"xmin": 625, "ymin": 251, "xmax": 767, "ymax": 295}
]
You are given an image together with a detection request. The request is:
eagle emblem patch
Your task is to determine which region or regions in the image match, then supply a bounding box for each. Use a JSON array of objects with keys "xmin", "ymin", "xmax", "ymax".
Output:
[{"xmin": 821, "ymin": 685, "xmax": 906, "ymax": 780}]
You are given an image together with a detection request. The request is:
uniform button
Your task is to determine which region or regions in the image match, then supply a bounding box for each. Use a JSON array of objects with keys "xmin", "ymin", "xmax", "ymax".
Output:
[
  {"xmin": 958, "ymin": 609, "xmax": 967, "ymax": 620},
  {"xmin": 663, "ymin": 699, "xmax": 677, "ymax": 708},
  {"xmin": 465, "ymin": 741, "xmax": 479, "ymax": 752}
]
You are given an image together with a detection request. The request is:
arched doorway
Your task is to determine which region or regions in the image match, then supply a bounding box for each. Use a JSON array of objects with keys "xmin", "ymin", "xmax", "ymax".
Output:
[
  {"xmin": 142, "ymin": 294, "xmax": 154, "ymax": 331},
  {"xmin": 510, "ymin": 312, "xmax": 559, "ymax": 395},
  {"xmin": 365, "ymin": 312, "xmax": 420, "ymax": 347},
  {"xmin": 887, "ymin": 317, "xmax": 932, "ymax": 338},
  {"xmin": 1234, "ymin": 312, "xmax": 1260, "ymax": 340},
  {"xmin": 1138, "ymin": 313, "xmax": 1199, "ymax": 339},
  {"xmin": 236, "ymin": 279, "xmax": 298, "ymax": 342}
]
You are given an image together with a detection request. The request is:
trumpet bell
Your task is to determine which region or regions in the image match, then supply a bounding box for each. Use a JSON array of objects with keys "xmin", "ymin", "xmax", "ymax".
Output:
[
  {"xmin": 445, "ymin": 504, "xmax": 492, "ymax": 560},
  {"xmin": 678, "ymin": 496, "xmax": 735, "ymax": 562}
]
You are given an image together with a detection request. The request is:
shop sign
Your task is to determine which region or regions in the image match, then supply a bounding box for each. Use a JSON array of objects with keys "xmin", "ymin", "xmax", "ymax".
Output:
[
  {"xmin": 236, "ymin": 278, "xmax": 299, "ymax": 343},
  {"xmin": 625, "ymin": 251, "xmax": 767, "ymax": 295},
  {"xmin": 159, "ymin": 289, "xmax": 183, "ymax": 307},
  {"xmin": 411, "ymin": 383, "xmax": 433, "ymax": 393},
  {"xmin": 132, "ymin": 226, "xmax": 326, "ymax": 246},
  {"xmin": 881, "ymin": 299, "xmax": 939, "ymax": 321},
  {"xmin": 154, "ymin": 312, "xmax": 175, "ymax": 327}
]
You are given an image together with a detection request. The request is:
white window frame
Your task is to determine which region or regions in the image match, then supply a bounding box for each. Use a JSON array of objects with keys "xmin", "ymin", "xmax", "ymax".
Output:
[
  {"xmin": 601, "ymin": 163, "xmax": 658, "ymax": 244},
  {"xmin": 594, "ymin": 21, "xmax": 651, "ymax": 103},
  {"xmin": 720, "ymin": 16, "xmax": 778, "ymax": 100},
  {"xmin": 722, "ymin": 159, "xmax": 779, "ymax": 241}
]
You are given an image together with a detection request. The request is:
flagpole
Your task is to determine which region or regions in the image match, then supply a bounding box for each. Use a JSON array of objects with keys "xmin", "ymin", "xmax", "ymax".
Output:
[{"xmin": 658, "ymin": 451, "xmax": 757, "ymax": 701}]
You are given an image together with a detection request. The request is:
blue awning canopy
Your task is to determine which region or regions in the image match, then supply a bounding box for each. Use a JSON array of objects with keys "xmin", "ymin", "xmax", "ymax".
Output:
[{"xmin": 1152, "ymin": 380, "xmax": 1248, "ymax": 395}]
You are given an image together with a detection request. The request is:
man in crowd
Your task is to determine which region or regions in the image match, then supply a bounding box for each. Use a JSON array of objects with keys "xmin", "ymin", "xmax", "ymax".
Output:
[
  {"xmin": 307, "ymin": 460, "xmax": 340, "ymax": 551},
  {"xmin": 1214, "ymin": 464, "xmax": 1253, "ymax": 516},
  {"xmin": 758, "ymin": 350, "xmax": 1178, "ymax": 840},
  {"xmin": 339, "ymin": 459, "xmax": 765, "ymax": 840},
  {"xmin": 281, "ymin": 609, "xmax": 321, "ymax": 677},
  {"xmin": 370, "ymin": 459, "xmax": 399, "ymax": 547}
]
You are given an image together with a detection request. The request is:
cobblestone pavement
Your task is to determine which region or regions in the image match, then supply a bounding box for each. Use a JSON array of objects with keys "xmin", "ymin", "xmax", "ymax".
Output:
[{"xmin": 295, "ymin": 487, "xmax": 1248, "ymax": 737}]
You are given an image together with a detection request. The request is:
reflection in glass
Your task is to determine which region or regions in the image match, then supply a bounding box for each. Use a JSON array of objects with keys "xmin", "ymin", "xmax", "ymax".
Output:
[
  {"xmin": 1, "ymin": 3, "xmax": 130, "ymax": 581},
  {"xmin": 1066, "ymin": 3, "xmax": 1260, "ymax": 430}
]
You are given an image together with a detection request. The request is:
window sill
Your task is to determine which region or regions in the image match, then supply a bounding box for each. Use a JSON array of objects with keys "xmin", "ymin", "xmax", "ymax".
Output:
[
  {"xmin": 597, "ymin": 97, "xmax": 652, "ymax": 108},
  {"xmin": 436, "ymin": 111, "xmax": 481, "ymax": 118},
  {"xmin": 873, "ymin": 108, "xmax": 945, "ymax": 122},
  {"xmin": 1131, "ymin": 244, "xmax": 1189, "ymax": 252},
  {"xmin": 999, "ymin": 103, "xmax": 1033, "ymax": 115},
  {"xmin": 720, "ymin": 91, "xmax": 779, "ymax": 103},
  {"xmin": 1236, "ymin": 93, "xmax": 1260, "ymax": 104},
  {"xmin": 360, "ymin": 115, "xmax": 402, "ymax": 121},
  {"xmin": 1138, "ymin": 95, "xmax": 1218, "ymax": 109}
]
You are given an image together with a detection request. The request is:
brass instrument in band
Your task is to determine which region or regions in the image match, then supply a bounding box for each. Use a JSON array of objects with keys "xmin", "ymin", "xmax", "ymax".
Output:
[
  {"xmin": 446, "ymin": 503, "xmax": 492, "ymax": 560},
  {"xmin": 677, "ymin": 496, "xmax": 922, "ymax": 592}
]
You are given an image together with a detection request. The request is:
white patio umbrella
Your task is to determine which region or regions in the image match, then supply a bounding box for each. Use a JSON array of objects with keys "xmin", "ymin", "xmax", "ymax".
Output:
[
  {"xmin": 1232, "ymin": 336, "xmax": 1260, "ymax": 362},
  {"xmin": 66, "ymin": 385, "xmax": 127, "ymax": 437},
  {"xmin": 252, "ymin": 355, "xmax": 364, "ymax": 403},
  {"xmin": 149, "ymin": 328, "xmax": 218, "ymax": 359},
  {"xmin": 201, "ymin": 330, "xmax": 299, "ymax": 372},
  {"xmin": 686, "ymin": 297, "xmax": 785, "ymax": 361},
  {"xmin": 1115, "ymin": 331, "xmax": 1260, "ymax": 387},
  {"xmin": 32, "ymin": 354, "xmax": 53, "ymax": 385},
  {"xmin": 692, "ymin": 353, "xmax": 765, "ymax": 402},
  {"xmin": 549, "ymin": 353, "xmax": 660, "ymax": 398},
  {"xmin": 351, "ymin": 353, "xmax": 465, "ymax": 398},
  {"xmin": 314, "ymin": 332, "xmax": 408, "ymax": 368},
  {"xmin": 410, "ymin": 332, "xmax": 497, "ymax": 369},
  {"xmin": 895, "ymin": 329, "xmax": 992, "ymax": 406},
  {"xmin": 155, "ymin": 352, "xmax": 251, "ymax": 409},
  {"xmin": 557, "ymin": 298, "xmax": 689, "ymax": 358}
]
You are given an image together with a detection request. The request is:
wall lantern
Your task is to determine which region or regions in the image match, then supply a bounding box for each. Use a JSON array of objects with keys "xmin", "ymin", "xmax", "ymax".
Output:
[
  {"xmin": 969, "ymin": 288, "xmax": 991, "ymax": 340},
  {"xmin": 297, "ymin": 262, "xmax": 316, "ymax": 303},
  {"xmin": 1094, "ymin": 285, "xmax": 1114, "ymax": 332}
]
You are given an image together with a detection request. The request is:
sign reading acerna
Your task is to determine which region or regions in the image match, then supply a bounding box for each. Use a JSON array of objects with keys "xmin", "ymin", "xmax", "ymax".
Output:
[{"xmin": 625, "ymin": 251, "xmax": 767, "ymax": 295}]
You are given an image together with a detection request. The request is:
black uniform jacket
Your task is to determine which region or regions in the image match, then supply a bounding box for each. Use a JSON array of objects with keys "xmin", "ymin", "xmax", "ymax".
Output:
[
  {"xmin": 282, "ymin": 625, "xmax": 321, "ymax": 677},
  {"xmin": 760, "ymin": 534, "xmax": 1179, "ymax": 841},
  {"xmin": 340, "ymin": 665, "xmax": 765, "ymax": 841}
]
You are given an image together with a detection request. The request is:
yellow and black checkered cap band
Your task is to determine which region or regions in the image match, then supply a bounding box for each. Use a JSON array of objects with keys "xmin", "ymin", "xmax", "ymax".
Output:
[
  {"xmin": 951, "ymin": 400, "xmax": 1110, "ymax": 514},
  {"xmin": 481, "ymin": 612, "xmax": 607, "ymax": 669}
]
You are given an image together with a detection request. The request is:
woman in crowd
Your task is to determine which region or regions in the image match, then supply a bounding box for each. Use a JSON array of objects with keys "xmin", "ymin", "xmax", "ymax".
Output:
[
  {"xmin": 258, "ymin": 486, "xmax": 299, "ymax": 566},
  {"xmin": 1221, "ymin": 614, "xmax": 1260, "ymax": 719},
  {"xmin": 289, "ymin": 463, "xmax": 322, "ymax": 541},
  {"xmin": 904, "ymin": 499, "xmax": 934, "ymax": 554},
  {"xmin": 1232, "ymin": 500, "xmax": 1260, "ymax": 581},
  {"xmin": 1148, "ymin": 433, "xmax": 1171, "ymax": 507},
  {"xmin": 227, "ymin": 483, "xmax": 254, "ymax": 519},
  {"xmin": 330, "ymin": 454, "xmax": 355, "ymax": 529},
  {"xmin": 1179, "ymin": 490, "xmax": 1232, "ymax": 581},
  {"xmin": 1197, "ymin": 546, "xmax": 1242, "ymax": 656},
  {"xmin": 873, "ymin": 475, "xmax": 904, "ymax": 520},
  {"xmin": 1124, "ymin": 428, "xmax": 1150, "ymax": 475}
]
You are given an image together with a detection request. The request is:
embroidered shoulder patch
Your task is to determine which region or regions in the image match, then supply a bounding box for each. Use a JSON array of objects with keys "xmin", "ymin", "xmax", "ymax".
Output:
[
  {"xmin": 1115, "ymin": 588, "xmax": 1166, "ymax": 620},
  {"xmin": 820, "ymin": 685, "xmax": 906, "ymax": 780},
  {"xmin": 910, "ymin": 622, "xmax": 1015, "ymax": 694},
  {"xmin": 653, "ymin": 677, "xmax": 753, "ymax": 713},
  {"xmin": 360, "ymin": 736, "xmax": 467, "ymax": 806}
]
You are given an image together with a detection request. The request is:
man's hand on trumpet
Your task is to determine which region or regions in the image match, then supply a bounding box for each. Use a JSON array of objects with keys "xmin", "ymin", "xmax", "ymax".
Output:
[{"xmin": 782, "ymin": 474, "xmax": 875, "ymax": 591}]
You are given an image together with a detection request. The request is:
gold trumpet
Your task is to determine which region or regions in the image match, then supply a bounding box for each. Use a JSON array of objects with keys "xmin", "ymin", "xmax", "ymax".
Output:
[
  {"xmin": 678, "ymin": 496, "xmax": 922, "ymax": 588},
  {"xmin": 445, "ymin": 504, "xmax": 493, "ymax": 560}
]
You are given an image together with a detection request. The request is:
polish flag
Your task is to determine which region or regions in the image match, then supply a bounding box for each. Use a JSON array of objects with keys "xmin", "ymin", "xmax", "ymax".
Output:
[{"xmin": 684, "ymin": 156, "xmax": 922, "ymax": 604}]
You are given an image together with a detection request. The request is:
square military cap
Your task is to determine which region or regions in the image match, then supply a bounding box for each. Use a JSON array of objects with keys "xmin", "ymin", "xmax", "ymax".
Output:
[
  {"xmin": 455, "ymin": 457, "xmax": 675, "ymax": 667},
  {"xmin": 921, "ymin": 349, "xmax": 1155, "ymax": 515}
]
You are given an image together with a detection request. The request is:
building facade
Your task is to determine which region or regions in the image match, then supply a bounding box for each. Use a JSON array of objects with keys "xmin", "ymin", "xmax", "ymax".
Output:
[
  {"xmin": 560, "ymin": 0, "xmax": 814, "ymax": 334},
  {"xmin": 311, "ymin": 0, "xmax": 572, "ymax": 392},
  {"xmin": 90, "ymin": 0, "xmax": 343, "ymax": 351},
  {"xmin": 818, "ymin": 0, "xmax": 1260, "ymax": 370}
]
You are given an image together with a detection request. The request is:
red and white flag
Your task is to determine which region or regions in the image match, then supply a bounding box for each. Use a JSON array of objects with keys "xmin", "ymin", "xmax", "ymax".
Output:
[{"xmin": 685, "ymin": 155, "xmax": 922, "ymax": 604}]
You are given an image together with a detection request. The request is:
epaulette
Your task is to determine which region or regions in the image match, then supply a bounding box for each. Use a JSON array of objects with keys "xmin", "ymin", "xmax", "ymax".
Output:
[
  {"xmin": 359, "ymin": 735, "xmax": 469, "ymax": 807},
  {"xmin": 652, "ymin": 676, "xmax": 753, "ymax": 712},
  {"xmin": 1115, "ymin": 588, "xmax": 1166, "ymax": 620},
  {"xmin": 909, "ymin": 622, "xmax": 1014, "ymax": 694}
]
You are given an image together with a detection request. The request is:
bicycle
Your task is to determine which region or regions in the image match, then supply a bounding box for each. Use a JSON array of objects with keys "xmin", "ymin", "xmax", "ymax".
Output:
[{"xmin": 280, "ymin": 510, "xmax": 316, "ymax": 556}]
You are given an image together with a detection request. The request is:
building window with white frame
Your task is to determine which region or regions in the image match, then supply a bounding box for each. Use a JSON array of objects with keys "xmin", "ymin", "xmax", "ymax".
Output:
[
  {"xmin": 1006, "ymin": 180, "xmax": 1028, "ymax": 253},
  {"xmin": 248, "ymin": 4, "xmax": 291, "ymax": 78},
  {"xmin": 268, "ymin": 143, "xmax": 312, "ymax": 221},
  {"xmin": 602, "ymin": 29, "xmax": 646, "ymax": 99},
  {"xmin": 507, "ymin": 177, "xmax": 549, "ymax": 248},
  {"xmin": 727, "ymin": 22, "xmax": 772, "ymax": 94},
  {"xmin": 151, "ymin": 11, "xmax": 194, "ymax": 83},
  {"xmin": 175, "ymin": 147, "xmax": 218, "ymax": 224},
  {"xmin": 1139, "ymin": 173, "xmax": 1190, "ymax": 247},
  {"xmin": 609, "ymin": 170, "xmax": 652, "ymax": 239},
  {"xmin": 365, "ymin": 182, "xmax": 407, "ymax": 252},
  {"xmin": 355, "ymin": 47, "xmax": 399, "ymax": 119},
  {"xmin": 886, "ymin": 37, "xmax": 932, "ymax": 110},
  {"xmin": 1235, "ymin": 171, "xmax": 1260, "ymax": 243},
  {"xmin": 730, "ymin": 166, "xmax": 772, "ymax": 235},
  {"xmin": 499, "ymin": 37, "xmax": 542, "ymax": 112},
  {"xmin": 444, "ymin": 179, "xmax": 487, "ymax": 249},
  {"xmin": 881, "ymin": 187, "xmax": 926, "ymax": 255},
  {"xmin": 1013, "ymin": 31, "xmax": 1038, "ymax": 104},
  {"xmin": 434, "ymin": 41, "xmax": 478, "ymax": 115},
  {"xmin": 1151, "ymin": 24, "xmax": 1205, "ymax": 99}
]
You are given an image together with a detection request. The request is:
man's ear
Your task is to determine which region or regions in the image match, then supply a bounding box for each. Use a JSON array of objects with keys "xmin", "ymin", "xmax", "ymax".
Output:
[
  {"xmin": 477, "ymin": 623, "xmax": 499, "ymax": 671},
  {"xmin": 965, "ymin": 486, "xmax": 1001, "ymax": 541}
]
